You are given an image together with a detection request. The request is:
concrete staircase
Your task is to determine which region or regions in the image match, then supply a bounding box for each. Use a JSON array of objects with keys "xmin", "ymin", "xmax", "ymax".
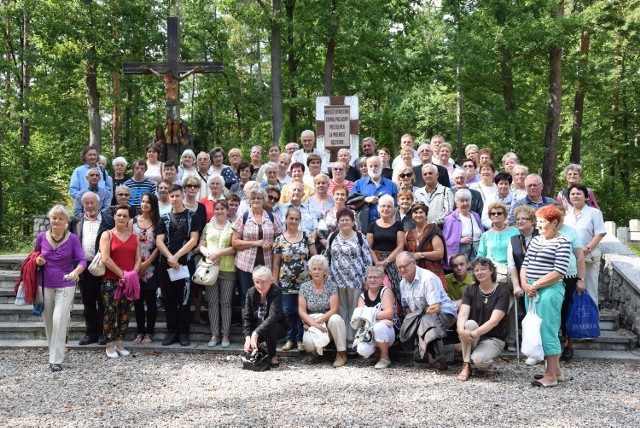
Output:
[{"xmin": 1, "ymin": 254, "xmax": 638, "ymax": 360}]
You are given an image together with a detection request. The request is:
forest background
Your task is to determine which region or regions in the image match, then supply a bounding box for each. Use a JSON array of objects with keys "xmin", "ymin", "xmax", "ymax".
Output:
[{"xmin": 0, "ymin": 0, "xmax": 638, "ymax": 250}]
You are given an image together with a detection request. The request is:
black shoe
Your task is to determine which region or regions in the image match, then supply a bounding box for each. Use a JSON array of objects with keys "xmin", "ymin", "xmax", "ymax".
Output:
[
  {"xmin": 162, "ymin": 334, "xmax": 179, "ymax": 346},
  {"xmin": 346, "ymin": 347, "xmax": 358, "ymax": 357},
  {"xmin": 50, "ymin": 364, "xmax": 63, "ymax": 372},
  {"xmin": 179, "ymin": 334, "xmax": 191, "ymax": 347},
  {"xmin": 560, "ymin": 346, "xmax": 574, "ymax": 362},
  {"xmin": 156, "ymin": 297, "xmax": 165, "ymax": 310},
  {"xmin": 98, "ymin": 336, "xmax": 107, "ymax": 346},
  {"xmin": 79, "ymin": 335, "xmax": 98, "ymax": 346}
]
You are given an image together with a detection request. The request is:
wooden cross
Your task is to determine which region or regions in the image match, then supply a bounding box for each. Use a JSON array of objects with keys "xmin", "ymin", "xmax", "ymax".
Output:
[{"xmin": 122, "ymin": 17, "xmax": 223, "ymax": 161}]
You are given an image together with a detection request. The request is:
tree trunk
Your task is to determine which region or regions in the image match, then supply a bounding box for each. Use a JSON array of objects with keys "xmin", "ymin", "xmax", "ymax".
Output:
[
  {"xmin": 124, "ymin": 85, "xmax": 132, "ymax": 150},
  {"xmin": 323, "ymin": 0, "xmax": 339, "ymax": 96},
  {"xmin": 496, "ymin": 6, "xmax": 519, "ymax": 146},
  {"xmin": 112, "ymin": 70, "xmax": 121, "ymax": 157},
  {"xmin": 270, "ymin": 0, "xmax": 284, "ymax": 146},
  {"xmin": 541, "ymin": 2, "xmax": 564, "ymax": 197},
  {"xmin": 570, "ymin": 29, "xmax": 590, "ymax": 164},
  {"xmin": 86, "ymin": 57, "xmax": 101, "ymax": 151},
  {"xmin": 456, "ymin": 65, "xmax": 463, "ymax": 163},
  {"xmin": 21, "ymin": 10, "xmax": 29, "ymax": 171},
  {"xmin": 285, "ymin": 0, "xmax": 298, "ymax": 139}
]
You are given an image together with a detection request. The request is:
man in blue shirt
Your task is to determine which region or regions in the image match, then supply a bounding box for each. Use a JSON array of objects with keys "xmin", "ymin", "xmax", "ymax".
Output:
[
  {"xmin": 508, "ymin": 174, "xmax": 553, "ymax": 224},
  {"xmin": 350, "ymin": 155, "xmax": 398, "ymax": 225}
]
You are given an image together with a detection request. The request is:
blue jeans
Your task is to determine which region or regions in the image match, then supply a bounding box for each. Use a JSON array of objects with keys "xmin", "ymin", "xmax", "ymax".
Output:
[
  {"xmin": 237, "ymin": 269, "xmax": 254, "ymax": 309},
  {"xmin": 282, "ymin": 293, "xmax": 303, "ymax": 343}
]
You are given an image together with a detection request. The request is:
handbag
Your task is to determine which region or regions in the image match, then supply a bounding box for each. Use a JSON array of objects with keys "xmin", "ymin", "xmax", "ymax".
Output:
[
  {"xmin": 88, "ymin": 231, "xmax": 111, "ymax": 276},
  {"xmin": 566, "ymin": 290, "xmax": 600, "ymax": 339},
  {"xmin": 484, "ymin": 233, "xmax": 511, "ymax": 287},
  {"xmin": 192, "ymin": 222, "xmax": 228, "ymax": 285},
  {"xmin": 240, "ymin": 345, "xmax": 271, "ymax": 372},
  {"xmin": 521, "ymin": 296, "xmax": 544, "ymax": 361}
]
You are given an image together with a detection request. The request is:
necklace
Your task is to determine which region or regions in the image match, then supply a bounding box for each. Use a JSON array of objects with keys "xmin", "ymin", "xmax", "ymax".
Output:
[
  {"xmin": 492, "ymin": 223, "xmax": 507, "ymax": 232},
  {"xmin": 479, "ymin": 285, "xmax": 497, "ymax": 304},
  {"xmin": 50, "ymin": 230, "xmax": 67, "ymax": 243},
  {"xmin": 339, "ymin": 230, "xmax": 355, "ymax": 240}
]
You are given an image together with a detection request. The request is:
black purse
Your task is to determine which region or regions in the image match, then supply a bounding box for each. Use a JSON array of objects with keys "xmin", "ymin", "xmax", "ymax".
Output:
[
  {"xmin": 240, "ymin": 345, "xmax": 270, "ymax": 372},
  {"xmin": 31, "ymin": 266, "xmax": 44, "ymax": 316}
]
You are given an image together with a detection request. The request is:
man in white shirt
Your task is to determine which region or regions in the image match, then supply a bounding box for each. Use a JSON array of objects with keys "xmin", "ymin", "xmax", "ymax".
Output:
[
  {"xmin": 414, "ymin": 164, "xmax": 455, "ymax": 227},
  {"xmin": 291, "ymin": 130, "xmax": 329, "ymax": 174}
]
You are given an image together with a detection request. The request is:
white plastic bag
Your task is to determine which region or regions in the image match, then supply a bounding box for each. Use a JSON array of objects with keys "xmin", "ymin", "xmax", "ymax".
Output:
[
  {"xmin": 521, "ymin": 296, "xmax": 544, "ymax": 361},
  {"xmin": 15, "ymin": 282, "xmax": 26, "ymax": 306}
]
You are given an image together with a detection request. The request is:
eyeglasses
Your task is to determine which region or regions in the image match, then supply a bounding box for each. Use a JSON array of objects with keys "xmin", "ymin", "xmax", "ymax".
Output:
[
  {"xmin": 462, "ymin": 165, "xmax": 474, "ymax": 169},
  {"xmin": 367, "ymin": 275, "xmax": 382, "ymax": 280},
  {"xmin": 186, "ymin": 184, "xmax": 200, "ymax": 189},
  {"xmin": 117, "ymin": 193, "xmax": 130, "ymax": 197},
  {"xmin": 490, "ymin": 212, "xmax": 504, "ymax": 216},
  {"xmin": 516, "ymin": 217, "xmax": 532, "ymax": 222},
  {"xmin": 396, "ymin": 260, "xmax": 415, "ymax": 270},
  {"xmin": 399, "ymin": 173, "xmax": 412, "ymax": 179}
]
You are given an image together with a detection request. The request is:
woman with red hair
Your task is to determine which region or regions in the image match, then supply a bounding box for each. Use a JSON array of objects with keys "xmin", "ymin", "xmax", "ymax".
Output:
[{"xmin": 520, "ymin": 205, "xmax": 571, "ymax": 387}]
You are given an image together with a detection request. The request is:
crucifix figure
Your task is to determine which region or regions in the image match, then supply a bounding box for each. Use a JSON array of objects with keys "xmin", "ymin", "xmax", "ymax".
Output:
[{"xmin": 123, "ymin": 17, "xmax": 223, "ymax": 162}]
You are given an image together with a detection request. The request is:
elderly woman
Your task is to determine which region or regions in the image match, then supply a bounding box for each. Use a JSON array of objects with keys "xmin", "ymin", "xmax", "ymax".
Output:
[
  {"xmin": 355, "ymin": 266, "xmax": 398, "ymax": 368},
  {"xmin": 111, "ymin": 185, "xmax": 136, "ymax": 218},
  {"xmin": 501, "ymin": 152, "xmax": 520, "ymax": 175},
  {"xmin": 493, "ymin": 172, "xmax": 514, "ymax": 215},
  {"xmin": 405, "ymin": 202, "xmax": 447, "ymax": 287},
  {"xmin": 132, "ymin": 193, "xmax": 160, "ymax": 345},
  {"xmin": 511, "ymin": 164, "xmax": 529, "ymax": 200},
  {"xmin": 437, "ymin": 142, "xmax": 458, "ymax": 178},
  {"xmin": 199, "ymin": 200, "xmax": 237, "ymax": 348},
  {"xmin": 228, "ymin": 148, "xmax": 243, "ymax": 177},
  {"xmin": 273, "ymin": 207, "xmax": 317, "ymax": 352},
  {"xmin": 456, "ymin": 257, "xmax": 511, "ymax": 381},
  {"xmin": 460, "ymin": 158, "xmax": 479, "ymax": 185},
  {"xmin": 230, "ymin": 162, "xmax": 252, "ymax": 200},
  {"xmin": 277, "ymin": 153, "xmax": 293, "ymax": 185},
  {"xmin": 200, "ymin": 174, "xmax": 226, "ymax": 222},
  {"xmin": 243, "ymin": 266, "xmax": 287, "ymax": 368},
  {"xmin": 178, "ymin": 149, "xmax": 197, "ymax": 181},
  {"xmin": 557, "ymin": 164, "xmax": 600, "ymax": 210},
  {"xmin": 395, "ymin": 166, "xmax": 419, "ymax": 195},
  {"xmin": 395, "ymin": 189, "xmax": 415, "ymax": 232},
  {"xmin": 469, "ymin": 161, "xmax": 497, "ymax": 205},
  {"xmin": 325, "ymin": 207, "xmax": 372, "ymax": 345},
  {"xmin": 100, "ymin": 204, "xmax": 141, "ymax": 358},
  {"xmin": 232, "ymin": 187, "xmax": 284, "ymax": 309},
  {"xmin": 317, "ymin": 184, "xmax": 357, "ymax": 251},
  {"xmin": 367, "ymin": 194, "xmax": 405, "ymax": 311},
  {"xmin": 257, "ymin": 162, "xmax": 282, "ymax": 189},
  {"xmin": 308, "ymin": 174, "xmax": 334, "ymax": 219},
  {"xmin": 478, "ymin": 148, "xmax": 494, "ymax": 165},
  {"xmin": 70, "ymin": 145, "xmax": 111, "ymax": 199},
  {"xmin": 521, "ymin": 205, "xmax": 571, "ymax": 387},
  {"xmin": 328, "ymin": 161, "xmax": 354, "ymax": 195},
  {"xmin": 111, "ymin": 157, "xmax": 130, "ymax": 206},
  {"xmin": 299, "ymin": 255, "xmax": 348, "ymax": 367},
  {"xmin": 144, "ymin": 143, "xmax": 164, "ymax": 183},
  {"xmin": 443, "ymin": 189, "xmax": 484, "ymax": 264},
  {"xmin": 563, "ymin": 184, "xmax": 606, "ymax": 307},
  {"xmin": 280, "ymin": 162, "xmax": 313, "ymax": 203},
  {"xmin": 209, "ymin": 147, "xmax": 239, "ymax": 190},
  {"xmin": 357, "ymin": 156, "xmax": 369, "ymax": 178},
  {"xmin": 464, "ymin": 144, "xmax": 480, "ymax": 165},
  {"xmin": 304, "ymin": 154, "xmax": 323, "ymax": 187},
  {"xmin": 35, "ymin": 205, "xmax": 87, "ymax": 371}
]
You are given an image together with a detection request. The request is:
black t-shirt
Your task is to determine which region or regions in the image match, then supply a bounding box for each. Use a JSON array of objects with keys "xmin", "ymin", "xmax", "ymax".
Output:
[
  {"xmin": 461, "ymin": 283, "xmax": 510, "ymax": 340},
  {"xmin": 367, "ymin": 221, "xmax": 403, "ymax": 252},
  {"xmin": 157, "ymin": 209, "xmax": 202, "ymax": 265}
]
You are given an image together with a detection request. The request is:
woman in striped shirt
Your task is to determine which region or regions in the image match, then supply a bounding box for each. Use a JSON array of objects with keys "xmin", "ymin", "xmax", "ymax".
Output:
[{"xmin": 520, "ymin": 205, "xmax": 571, "ymax": 388}]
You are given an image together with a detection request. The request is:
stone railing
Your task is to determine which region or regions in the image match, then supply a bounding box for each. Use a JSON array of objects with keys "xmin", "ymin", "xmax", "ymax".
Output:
[
  {"xmin": 33, "ymin": 215, "xmax": 50, "ymax": 236},
  {"xmin": 598, "ymin": 234, "xmax": 640, "ymax": 342}
]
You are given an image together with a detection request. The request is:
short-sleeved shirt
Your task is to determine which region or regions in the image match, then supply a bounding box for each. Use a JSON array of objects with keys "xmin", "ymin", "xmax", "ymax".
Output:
[
  {"xmin": 157, "ymin": 209, "xmax": 202, "ymax": 265},
  {"xmin": 399, "ymin": 266, "xmax": 457, "ymax": 317},
  {"xmin": 461, "ymin": 283, "xmax": 510, "ymax": 340},
  {"xmin": 232, "ymin": 210, "xmax": 283, "ymax": 272},
  {"xmin": 273, "ymin": 233, "xmax": 315, "ymax": 293},
  {"xmin": 445, "ymin": 272, "xmax": 475, "ymax": 301},
  {"xmin": 124, "ymin": 177, "xmax": 157, "ymax": 209},
  {"xmin": 299, "ymin": 280, "xmax": 338, "ymax": 314},
  {"xmin": 367, "ymin": 221, "xmax": 403, "ymax": 252}
]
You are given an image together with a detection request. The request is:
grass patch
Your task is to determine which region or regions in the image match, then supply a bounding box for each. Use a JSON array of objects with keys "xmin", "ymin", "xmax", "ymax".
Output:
[
  {"xmin": 627, "ymin": 243, "xmax": 640, "ymax": 256},
  {"xmin": 0, "ymin": 235, "xmax": 35, "ymax": 255}
]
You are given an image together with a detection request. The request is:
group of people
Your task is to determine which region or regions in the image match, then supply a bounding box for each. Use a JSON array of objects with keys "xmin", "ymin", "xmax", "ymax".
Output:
[{"xmin": 35, "ymin": 130, "xmax": 605, "ymax": 386}]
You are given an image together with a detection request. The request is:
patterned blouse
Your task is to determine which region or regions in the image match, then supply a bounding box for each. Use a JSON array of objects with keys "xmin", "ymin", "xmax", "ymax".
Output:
[
  {"xmin": 232, "ymin": 210, "xmax": 283, "ymax": 272},
  {"xmin": 273, "ymin": 232, "xmax": 315, "ymax": 293},
  {"xmin": 132, "ymin": 217, "xmax": 156, "ymax": 281},
  {"xmin": 327, "ymin": 232, "xmax": 372, "ymax": 289},
  {"xmin": 299, "ymin": 280, "xmax": 338, "ymax": 314}
]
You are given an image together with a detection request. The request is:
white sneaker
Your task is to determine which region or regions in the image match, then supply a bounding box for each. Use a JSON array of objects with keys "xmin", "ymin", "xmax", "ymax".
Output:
[
  {"xmin": 374, "ymin": 358, "xmax": 391, "ymax": 369},
  {"xmin": 525, "ymin": 357, "xmax": 540, "ymax": 366}
]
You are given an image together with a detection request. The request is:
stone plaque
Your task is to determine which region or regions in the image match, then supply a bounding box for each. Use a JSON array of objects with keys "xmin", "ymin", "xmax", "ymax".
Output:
[{"xmin": 324, "ymin": 105, "xmax": 351, "ymax": 148}]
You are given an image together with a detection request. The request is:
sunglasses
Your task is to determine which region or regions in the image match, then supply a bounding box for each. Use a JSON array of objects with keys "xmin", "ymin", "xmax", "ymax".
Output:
[
  {"xmin": 490, "ymin": 212, "xmax": 504, "ymax": 216},
  {"xmin": 267, "ymin": 195, "xmax": 278, "ymax": 201},
  {"xmin": 399, "ymin": 173, "xmax": 412, "ymax": 179},
  {"xmin": 186, "ymin": 184, "xmax": 200, "ymax": 189}
]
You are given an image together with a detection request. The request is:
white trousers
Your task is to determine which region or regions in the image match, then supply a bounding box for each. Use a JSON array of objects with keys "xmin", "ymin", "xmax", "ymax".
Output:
[
  {"xmin": 461, "ymin": 320, "xmax": 505, "ymax": 370},
  {"xmin": 42, "ymin": 286, "xmax": 75, "ymax": 365},
  {"xmin": 303, "ymin": 314, "xmax": 347, "ymax": 353},
  {"xmin": 357, "ymin": 321, "xmax": 395, "ymax": 358},
  {"xmin": 585, "ymin": 257, "xmax": 600, "ymax": 305}
]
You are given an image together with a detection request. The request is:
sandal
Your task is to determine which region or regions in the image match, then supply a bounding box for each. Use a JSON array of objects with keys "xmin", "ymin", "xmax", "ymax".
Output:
[
  {"xmin": 142, "ymin": 334, "xmax": 153, "ymax": 345},
  {"xmin": 132, "ymin": 334, "xmax": 144, "ymax": 344}
]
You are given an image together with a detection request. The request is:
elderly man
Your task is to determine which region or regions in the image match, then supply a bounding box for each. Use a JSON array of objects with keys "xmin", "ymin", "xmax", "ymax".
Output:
[
  {"xmin": 398, "ymin": 251, "xmax": 457, "ymax": 370},
  {"xmin": 414, "ymin": 164, "xmax": 454, "ymax": 227},
  {"xmin": 413, "ymin": 144, "xmax": 450, "ymax": 188},
  {"xmin": 274, "ymin": 181, "xmax": 318, "ymax": 237},
  {"xmin": 73, "ymin": 167, "xmax": 111, "ymax": 219},
  {"xmin": 350, "ymin": 155, "xmax": 398, "ymax": 229},
  {"xmin": 391, "ymin": 133, "xmax": 421, "ymax": 169},
  {"xmin": 124, "ymin": 159, "xmax": 157, "ymax": 212},
  {"xmin": 451, "ymin": 168, "xmax": 484, "ymax": 215},
  {"xmin": 508, "ymin": 174, "xmax": 554, "ymax": 224},
  {"xmin": 291, "ymin": 130, "xmax": 328, "ymax": 174},
  {"xmin": 193, "ymin": 151, "xmax": 212, "ymax": 199},
  {"xmin": 72, "ymin": 192, "xmax": 114, "ymax": 345},
  {"xmin": 351, "ymin": 136, "xmax": 377, "ymax": 169},
  {"xmin": 285, "ymin": 141, "xmax": 299, "ymax": 156}
]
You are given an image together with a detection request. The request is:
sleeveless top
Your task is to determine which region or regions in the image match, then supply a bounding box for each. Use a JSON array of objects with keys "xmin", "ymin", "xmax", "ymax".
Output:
[
  {"xmin": 132, "ymin": 218, "xmax": 156, "ymax": 280},
  {"xmin": 104, "ymin": 232, "xmax": 138, "ymax": 280}
]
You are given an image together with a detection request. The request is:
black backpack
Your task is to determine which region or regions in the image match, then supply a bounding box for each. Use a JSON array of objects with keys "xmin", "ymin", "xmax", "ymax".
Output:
[{"xmin": 325, "ymin": 230, "xmax": 365, "ymax": 265}]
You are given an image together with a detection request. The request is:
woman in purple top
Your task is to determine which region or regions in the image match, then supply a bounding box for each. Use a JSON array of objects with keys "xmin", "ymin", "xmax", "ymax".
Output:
[{"xmin": 35, "ymin": 205, "xmax": 87, "ymax": 372}]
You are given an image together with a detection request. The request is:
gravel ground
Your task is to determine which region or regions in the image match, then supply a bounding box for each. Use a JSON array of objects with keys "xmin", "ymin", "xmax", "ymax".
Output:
[{"xmin": 1, "ymin": 349, "xmax": 638, "ymax": 427}]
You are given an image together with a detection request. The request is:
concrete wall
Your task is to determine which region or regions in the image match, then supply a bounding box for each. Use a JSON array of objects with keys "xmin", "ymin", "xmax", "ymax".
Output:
[{"xmin": 599, "ymin": 234, "xmax": 640, "ymax": 340}]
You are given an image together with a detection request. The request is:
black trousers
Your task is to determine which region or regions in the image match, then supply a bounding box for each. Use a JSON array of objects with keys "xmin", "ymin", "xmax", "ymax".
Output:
[
  {"xmin": 79, "ymin": 270, "xmax": 104, "ymax": 337},
  {"xmin": 159, "ymin": 263, "xmax": 190, "ymax": 335},
  {"xmin": 561, "ymin": 277, "xmax": 578, "ymax": 338},
  {"xmin": 259, "ymin": 322, "xmax": 286, "ymax": 358},
  {"xmin": 134, "ymin": 287, "xmax": 158, "ymax": 335}
]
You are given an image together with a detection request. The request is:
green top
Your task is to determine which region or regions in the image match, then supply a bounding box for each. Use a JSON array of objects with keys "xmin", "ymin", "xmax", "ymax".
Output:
[
  {"xmin": 202, "ymin": 222, "xmax": 236, "ymax": 273},
  {"xmin": 445, "ymin": 272, "xmax": 475, "ymax": 301},
  {"xmin": 477, "ymin": 227, "xmax": 520, "ymax": 265}
]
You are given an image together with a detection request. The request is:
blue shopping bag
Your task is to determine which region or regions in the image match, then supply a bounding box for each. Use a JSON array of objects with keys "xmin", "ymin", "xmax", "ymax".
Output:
[{"xmin": 566, "ymin": 290, "xmax": 600, "ymax": 339}]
